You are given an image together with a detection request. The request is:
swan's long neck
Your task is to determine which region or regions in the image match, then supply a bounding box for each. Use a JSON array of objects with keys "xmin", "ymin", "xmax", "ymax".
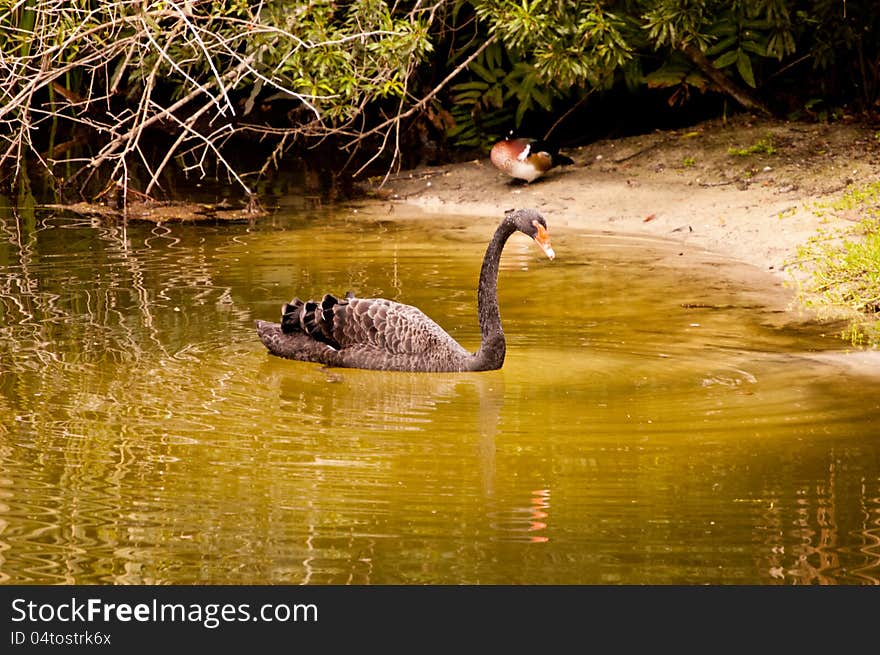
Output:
[{"xmin": 473, "ymin": 219, "xmax": 515, "ymax": 370}]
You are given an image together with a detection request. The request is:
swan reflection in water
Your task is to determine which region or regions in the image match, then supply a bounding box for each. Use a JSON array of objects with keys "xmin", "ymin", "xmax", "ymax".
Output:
[{"xmin": 257, "ymin": 352, "xmax": 558, "ymax": 551}]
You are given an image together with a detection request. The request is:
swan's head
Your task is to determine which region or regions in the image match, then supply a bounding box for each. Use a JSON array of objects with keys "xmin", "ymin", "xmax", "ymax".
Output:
[{"xmin": 506, "ymin": 208, "xmax": 555, "ymax": 260}]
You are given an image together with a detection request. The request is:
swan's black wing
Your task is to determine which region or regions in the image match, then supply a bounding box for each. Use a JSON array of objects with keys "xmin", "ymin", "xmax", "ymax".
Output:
[{"xmin": 261, "ymin": 293, "xmax": 473, "ymax": 371}]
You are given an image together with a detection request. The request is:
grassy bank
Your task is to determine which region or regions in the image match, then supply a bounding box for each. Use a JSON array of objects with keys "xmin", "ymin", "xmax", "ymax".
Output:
[{"xmin": 792, "ymin": 181, "xmax": 880, "ymax": 346}]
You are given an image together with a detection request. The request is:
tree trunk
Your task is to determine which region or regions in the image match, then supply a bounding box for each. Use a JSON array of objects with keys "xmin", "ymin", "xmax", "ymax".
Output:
[{"xmin": 682, "ymin": 44, "xmax": 772, "ymax": 117}]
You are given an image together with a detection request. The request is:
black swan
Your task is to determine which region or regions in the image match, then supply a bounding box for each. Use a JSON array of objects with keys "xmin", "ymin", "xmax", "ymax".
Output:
[{"xmin": 255, "ymin": 208, "xmax": 555, "ymax": 372}]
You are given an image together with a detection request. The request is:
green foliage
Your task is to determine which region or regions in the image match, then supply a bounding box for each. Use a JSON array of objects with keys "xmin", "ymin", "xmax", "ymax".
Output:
[
  {"xmin": 447, "ymin": 42, "xmax": 515, "ymax": 148},
  {"xmin": 439, "ymin": 0, "xmax": 880, "ymax": 152},
  {"xmin": 636, "ymin": 0, "xmax": 880, "ymax": 111},
  {"xmin": 727, "ymin": 135, "xmax": 776, "ymax": 156},
  {"xmin": 793, "ymin": 182, "xmax": 880, "ymax": 346},
  {"xmin": 805, "ymin": 0, "xmax": 880, "ymax": 107},
  {"xmin": 3, "ymin": 0, "xmax": 880, "ymax": 197},
  {"xmin": 447, "ymin": 41, "xmax": 557, "ymax": 148},
  {"xmin": 469, "ymin": 0, "xmax": 634, "ymax": 89},
  {"xmin": 644, "ymin": 51, "xmax": 708, "ymax": 103},
  {"xmin": 118, "ymin": 0, "xmax": 435, "ymax": 126},
  {"xmin": 643, "ymin": 1, "xmax": 795, "ymax": 92},
  {"xmin": 447, "ymin": 1, "xmax": 635, "ymax": 147},
  {"xmin": 0, "ymin": 0, "xmax": 441, "ymax": 196},
  {"xmin": 256, "ymin": 0, "xmax": 435, "ymax": 123}
]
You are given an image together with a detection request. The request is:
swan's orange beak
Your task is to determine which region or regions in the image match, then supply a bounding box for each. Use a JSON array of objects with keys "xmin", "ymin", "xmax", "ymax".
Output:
[{"xmin": 533, "ymin": 221, "xmax": 555, "ymax": 260}]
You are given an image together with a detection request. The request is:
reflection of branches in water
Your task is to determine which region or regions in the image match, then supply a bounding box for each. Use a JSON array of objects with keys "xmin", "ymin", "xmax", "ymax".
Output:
[
  {"xmin": 265, "ymin": 363, "xmax": 504, "ymax": 450},
  {"xmin": 0, "ymin": 208, "xmax": 39, "ymax": 323},
  {"xmin": 0, "ymin": 333, "xmax": 269, "ymax": 583},
  {"xmin": 0, "ymin": 213, "xmax": 250, "ymax": 416},
  {"xmin": 757, "ymin": 452, "xmax": 880, "ymax": 585},
  {"xmin": 853, "ymin": 512, "xmax": 880, "ymax": 585},
  {"xmin": 2, "ymin": 219, "xmax": 149, "ymax": 374},
  {"xmin": 255, "ymin": 362, "xmax": 508, "ymax": 583},
  {"xmin": 2, "ymin": 213, "xmax": 506, "ymax": 584}
]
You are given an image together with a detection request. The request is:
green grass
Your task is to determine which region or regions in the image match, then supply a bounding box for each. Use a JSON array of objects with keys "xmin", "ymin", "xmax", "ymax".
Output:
[
  {"xmin": 791, "ymin": 182, "xmax": 880, "ymax": 346},
  {"xmin": 727, "ymin": 135, "xmax": 776, "ymax": 156}
]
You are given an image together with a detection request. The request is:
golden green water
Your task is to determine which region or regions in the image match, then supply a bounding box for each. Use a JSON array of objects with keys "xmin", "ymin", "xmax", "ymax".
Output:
[{"xmin": 1, "ymin": 205, "xmax": 879, "ymax": 585}]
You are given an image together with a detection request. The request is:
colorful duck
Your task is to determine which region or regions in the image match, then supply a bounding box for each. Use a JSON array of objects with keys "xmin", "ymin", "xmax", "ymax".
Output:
[{"xmin": 490, "ymin": 136, "xmax": 574, "ymax": 183}]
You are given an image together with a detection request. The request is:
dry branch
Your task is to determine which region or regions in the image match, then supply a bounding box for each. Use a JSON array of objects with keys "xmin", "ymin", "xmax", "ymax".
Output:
[{"xmin": 1, "ymin": 0, "xmax": 442, "ymax": 203}]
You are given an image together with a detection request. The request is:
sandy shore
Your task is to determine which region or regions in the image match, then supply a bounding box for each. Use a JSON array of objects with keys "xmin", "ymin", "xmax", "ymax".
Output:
[
  {"xmin": 360, "ymin": 115, "xmax": 880, "ymax": 369},
  {"xmin": 367, "ymin": 116, "xmax": 879, "ymax": 280}
]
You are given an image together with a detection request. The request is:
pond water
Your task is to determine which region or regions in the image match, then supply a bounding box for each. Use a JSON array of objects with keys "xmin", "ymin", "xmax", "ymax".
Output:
[{"xmin": 1, "ymin": 202, "xmax": 878, "ymax": 585}]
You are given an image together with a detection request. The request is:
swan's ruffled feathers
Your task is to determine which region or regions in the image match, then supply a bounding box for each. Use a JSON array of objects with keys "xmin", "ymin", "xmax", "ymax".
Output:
[
  {"xmin": 281, "ymin": 293, "xmax": 468, "ymax": 358},
  {"xmin": 259, "ymin": 208, "xmax": 552, "ymax": 372}
]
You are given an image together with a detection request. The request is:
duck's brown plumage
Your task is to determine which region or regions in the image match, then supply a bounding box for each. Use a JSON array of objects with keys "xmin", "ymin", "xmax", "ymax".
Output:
[
  {"xmin": 255, "ymin": 208, "xmax": 555, "ymax": 372},
  {"xmin": 490, "ymin": 137, "xmax": 573, "ymax": 183}
]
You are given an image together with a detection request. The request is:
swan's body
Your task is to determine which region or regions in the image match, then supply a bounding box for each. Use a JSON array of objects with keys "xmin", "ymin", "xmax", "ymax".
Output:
[{"xmin": 255, "ymin": 208, "xmax": 555, "ymax": 372}]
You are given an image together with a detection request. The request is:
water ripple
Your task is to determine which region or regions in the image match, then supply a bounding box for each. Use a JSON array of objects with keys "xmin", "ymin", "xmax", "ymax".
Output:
[{"xmin": 1, "ymin": 210, "xmax": 879, "ymax": 584}]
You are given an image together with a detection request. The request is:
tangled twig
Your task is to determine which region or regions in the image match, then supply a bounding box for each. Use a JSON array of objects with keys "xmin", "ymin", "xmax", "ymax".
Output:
[{"xmin": 0, "ymin": 0, "xmax": 454, "ymax": 204}]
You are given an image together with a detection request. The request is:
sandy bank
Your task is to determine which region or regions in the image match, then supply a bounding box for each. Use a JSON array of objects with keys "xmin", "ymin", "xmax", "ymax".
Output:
[
  {"xmin": 367, "ymin": 116, "xmax": 879, "ymax": 279},
  {"xmin": 360, "ymin": 115, "xmax": 880, "ymax": 371}
]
